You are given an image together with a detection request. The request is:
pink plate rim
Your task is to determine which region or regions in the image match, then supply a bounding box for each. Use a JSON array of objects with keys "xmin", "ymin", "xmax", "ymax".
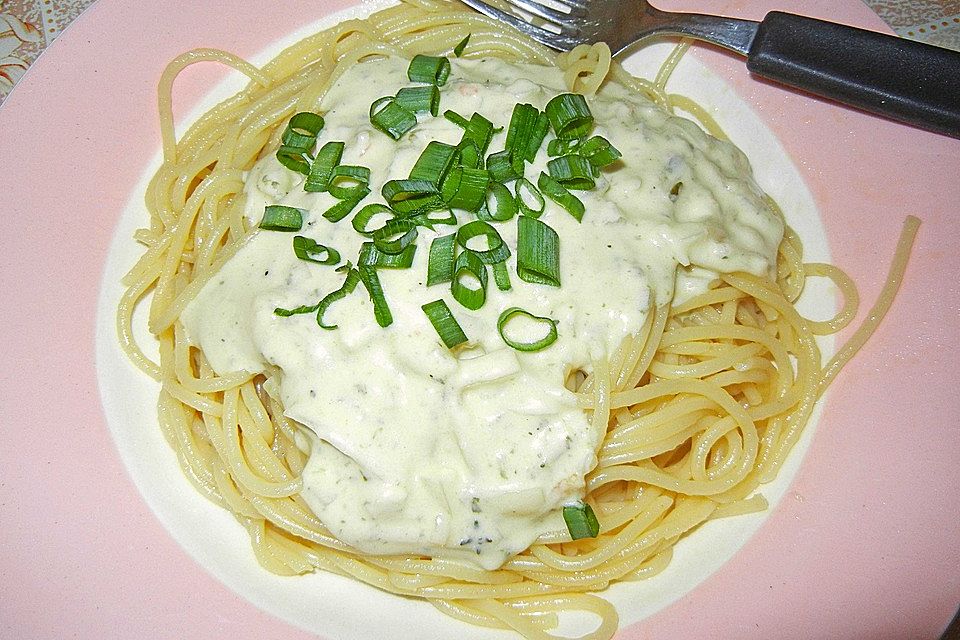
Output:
[{"xmin": 0, "ymin": 1, "xmax": 958, "ymax": 638}]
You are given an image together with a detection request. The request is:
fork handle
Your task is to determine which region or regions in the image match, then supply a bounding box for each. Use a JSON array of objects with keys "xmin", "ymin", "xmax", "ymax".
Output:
[{"xmin": 746, "ymin": 11, "xmax": 960, "ymax": 138}]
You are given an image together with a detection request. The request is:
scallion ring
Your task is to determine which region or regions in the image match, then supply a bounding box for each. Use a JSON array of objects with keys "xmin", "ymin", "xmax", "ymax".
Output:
[
  {"xmin": 422, "ymin": 299, "xmax": 468, "ymax": 349},
  {"xmin": 451, "ymin": 249, "xmax": 488, "ymax": 310},
  {"xmin": 497, "ymin": 306, "xmax": 558, "ymax": 352},
  {"xmin": 259, "ymin": 205, "xmax": 304, "ymax": 232},
  {"xmin": 293, "ymin": 236, "xmax": 340, "ymax": 265}
]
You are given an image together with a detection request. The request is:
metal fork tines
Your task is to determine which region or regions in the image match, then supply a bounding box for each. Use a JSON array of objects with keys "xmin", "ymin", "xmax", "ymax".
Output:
[
  {"xmin": 458, "ymin": 0, "xmax": 758, "ymax": 56},
  {"xmin": 459, "ymin": 0, "xmax": 588, "ymax": 51}
]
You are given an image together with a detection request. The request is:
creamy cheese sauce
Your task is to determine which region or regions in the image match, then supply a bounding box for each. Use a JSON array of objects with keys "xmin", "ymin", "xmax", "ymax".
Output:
[{"xmin": 181, "ymin": 56, "xmax": 782, "ymax": 569}]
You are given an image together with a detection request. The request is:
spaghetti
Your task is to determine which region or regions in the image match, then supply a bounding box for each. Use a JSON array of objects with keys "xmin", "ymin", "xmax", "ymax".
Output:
[{"xmin": 116, "ymin": 1, "xmax": 918, "ymax": 638}]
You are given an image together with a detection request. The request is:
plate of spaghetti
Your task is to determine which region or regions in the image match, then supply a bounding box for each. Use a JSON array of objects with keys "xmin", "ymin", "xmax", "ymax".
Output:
[{"xmin": 0, "ymin": 1, "xmax": 958, "ymax": 639}]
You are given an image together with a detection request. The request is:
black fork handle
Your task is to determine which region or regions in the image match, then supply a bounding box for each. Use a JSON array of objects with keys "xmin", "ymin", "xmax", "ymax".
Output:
[{"xmin": 746, "ymin": 12, "xmax": 960, "ymax": 138}]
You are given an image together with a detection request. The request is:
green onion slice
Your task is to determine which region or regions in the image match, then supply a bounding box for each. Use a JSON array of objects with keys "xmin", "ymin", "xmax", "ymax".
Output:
[
  {"xmin": 562, "ymin": 502, "xmax": 600, "ymax": 539},
  {"xmin": 579, "ymin": 135, "xmax": 622, "ymax": 168},
  {"xmin": 497, "ymin": 306, "xmax": 559, "ymax": 352},
  {"xmin": 505, "ymin": 103, "xmax": 548, "ymax": 167},
  {"xmin": 410, "ymin": 208, "xmax": 458, "ymax": 229},
  {"xmin": 538, "ymin": 172, "xmax": 584, "ymax": 222},
  {"xmin": 462, "ymin": 113, "xmax": 495, "ymax": 159},
  {"xmin": 456, "ymin": 220, "xmax": 510, "ymax": 265},
  {"xmin": 372, "ymin": 218, "xmax": 419, "ymax": 255},
  {"xmin": 352, "ymin": 203, "xmax": 394, "ymax": 237},
  {"xmin": 316, "ymin": 264, "xmax": 360, "ymax": 330},
  {"xmin": 451, "ymin": 249, "xmax": 488, "ymax": 310},
  {"xmin": 322, "ymin": 189, "xmax": 369, "ymax": 222},
  {"xmin": 259, "ymin": 205, "xmax": 304, "ymax": 231},
  {"xmin": 545, "ymin": 93, "xmax": 593, "ymax": 140},
  {"xmin": 442, "ymin": 166, "xmax": 489, "ymax": 212},
  {"xmin": 358, "ymin": 265, "xmax": 393, "ymax": 328},
  {"xmin": 486, "ymin": 150, "xmax": 521, "ymax": 183},
  {"xmin": 492, "ymin": 262, "xmax": 512, "ymax": 291},
  {"xmin": 547, "ymin": 154, "xmax": 596, "ymax": 190},
  {"xmin": 304, "ymin": 141, "xmax": 344, "ymax": 192},
  {"xmin": 293, "ymin": 236, "xmax": 340, "ymax": 265},
  {"xmin": 515, "ymin": 178, "xmax": 545, "ymax": 218},
  {"xmin": 370, "ymin": 96, "xmax": 417, "ymax": 140},
  {"xmin": 359, "ymin": 241, "xmax": 416, "ymax": 269},
  {"xmin": 395, "ymin": 85, "xmax": 441, "ymax": 116},
  {"xmin": 484, "ymin": 182, "xmax": 518, "ymax": 221},
  {"xmin": 422, "ymin": 299, "xmax": 468, "ymax": 349},
  {"xmin": 547, "ymin": 137, "xmax": 582, "ymax": 157},
  {"xmin": 382, "ymin": 179, "xmax": 444, "ymax": 215},
  {"xmin": 407, "ymin": 54, "xmax": 451, "ymax": 86},
  {"xmin": 427, "ymin": 233, "xmax": 457, "ymax": 286},
  {"xmin": 516, "ymin": 216, "xmax": 560, "ymax": 287},
  {"xmin": 276, "ymin": 112, "xmax": 324, "ymax": 174},
  {"xmin": 453, "ymin": 34, "xmax": 471, "ymax": 57},
  {"xmin": 444, "ymin": 109, "xmax": 470, "ymax": 128},
  {"xmin": 327, "ymin": 165, "xmax": 371, "ymax": 199},
  {"xmin": 410, "ymin": 141, "xmax": 458, "ymax": 188},
  {"xmin": 274, "ymin": 302, "xmax": 319, "ymax": 317}
]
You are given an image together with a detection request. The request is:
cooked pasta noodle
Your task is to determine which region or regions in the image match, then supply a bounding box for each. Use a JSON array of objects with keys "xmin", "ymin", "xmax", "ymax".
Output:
[{"xmin": 116, "ymin": 1, "xmax": 918, "ymax": 638}]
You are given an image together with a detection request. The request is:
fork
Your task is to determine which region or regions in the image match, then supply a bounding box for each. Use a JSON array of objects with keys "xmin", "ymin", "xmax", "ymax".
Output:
[{"xmin": 458, "ymin": 0, "xmax": 960, "ymax": 138}]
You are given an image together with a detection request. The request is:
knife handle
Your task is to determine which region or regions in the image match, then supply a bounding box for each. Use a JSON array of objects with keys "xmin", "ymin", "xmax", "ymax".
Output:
[{"xmin": 747, "ymin": 11, "xmax": 960, "ymax": 138}]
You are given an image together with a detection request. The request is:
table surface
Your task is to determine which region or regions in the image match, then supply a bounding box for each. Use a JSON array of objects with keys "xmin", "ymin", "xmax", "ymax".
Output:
[{"xmin": 1, "ymin": 1, "xmax": 958, "ymax": 639}]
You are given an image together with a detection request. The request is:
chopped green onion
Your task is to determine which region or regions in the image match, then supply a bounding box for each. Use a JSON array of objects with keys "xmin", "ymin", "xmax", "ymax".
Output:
[
  {"xmin": 579, "ymin": 136, "xmax": 621, "ymax": 168},
  {"xmin": 410, "ymin": 141, "xmax": 458, "ymax": 187},
  {"xmin": 453, "ymin": 34, "xmax": 471, "ymax": 57},
  {"xmin": 515, "ymin": 178, "xmax": 545, "ymax": 217},
  {"xmin": 370, "ymin": 96, "xmax": 417, "ymax": 140},
  {"xmin": 259, "ymin": 205, "xmax": 304, "ymax": 231},
  {"xmin": 444, "ymin": 110, "xmax": 470, "ymax": 128},
  {"xmin": 316, "ymin": 264, "xmax": 360, "ymax": 329},
  {"xmin": 276, "ymin": 145, "xmax": 312, "ymax": 175},
  {"xmin": 327, "ymin": 164, "xmax": 371, "ymax": 199},
  {"xmin": 274, "ymin": 302, "xmax": 319, "ymax": 317},
  {"xmin": 352, "ymin": 203, "xmax": 394, "ymax": 237},
  {"xmin": 538, "ymin": 172, "xmax": 584, "ymax": 222},
  {"xmin": 516, "ymin": 216, "xmax": 560, "ymax": 287},
  {"xmin": 462, "ymin": 113, "xmax": 495, "ymax": 159},
  {"xmin": 442, "ymin": 166, "xmax": 489, "ymax": 212},
  {"xmin": 358, "ymin": 265, "xmax": 393, "ymax": 328},
  {"xmin": 455, "ymin": 139, "xmax": 481, "ymax": 170},
  {"xmin": 293, "ymin": 236, "xmax": 340, "ymax": 265},
  {"xmin": 382, "ymin": 179, "xmax": 444, "ymax": 215},
  {"xmin": 407, "ymin": 54, "xmax": 451, "ymax": 85},
  {"xmin": 505, "ymin": 103, "xmax": 548, "ymax": 169},
  {"xmin": 422, "ymin": 299, "xmax": 468, "ymax": 349},
  {"xmin": 547, "ymin": 137, "xmax": 582, "ymax": 157},
  {"xmin": 456, "ymin": 220, "xmax": 510, "ymax": 264},
  {"xmin": 395, "ymin": 85, "xmax": 441, "ymax": 116},
  {"xmin": 427, "ymin": 233, "xmax": 457, "ymax": 286},
  {"xmin": 545, "ymin": 93, "xmax": 593, "ymax": 140},
  {"xmin": 547, "ymin": 154, "xmax": 596, "ymax": 190},
  {"xmin": 497, "ymin": 307, "xmax": 559, "ymax": 352},
  {"xmin": 322, "ymin": 189, "xmax": 369, "ymax": 222},
  {"xmin": 372, "ymin": 218, "xmax": 419, "ymax": 254},
  {"xmin": 451, "ymin": 249, "xmax": 488, "ymax": 310},
  {"xmin": 562, "ymin": 502, "xmax": 600, "ymax": 539},
  {"xmin": 304, "ymin": 141, "xmax": 344, "ymax": 192},
  {"xmin": 485, "ymin": 182, "xmax": 518, "ymax": 221},
  {"xmin": 276, "ymin": 112, "xmax": 324, "ymax": 174},
  {"xmin": 410, "ymin": 208, "xmax": 458, "ymax": 229},
  {"xmin": 492, "ymin": 262, "xmax": 512, "ymax": 291},
  {"xmin": 486, "ymin": 150, "xmax": 521, "ymax": 183},
  {"xmin": 359, "ymin": 241, "xmax": 417, "ymax": 269}
]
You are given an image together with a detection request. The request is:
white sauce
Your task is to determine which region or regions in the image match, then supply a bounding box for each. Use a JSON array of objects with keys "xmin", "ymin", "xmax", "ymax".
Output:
[{"xmin": 181, "ymin": 57, "xmax": 782, "ymax": 569}]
